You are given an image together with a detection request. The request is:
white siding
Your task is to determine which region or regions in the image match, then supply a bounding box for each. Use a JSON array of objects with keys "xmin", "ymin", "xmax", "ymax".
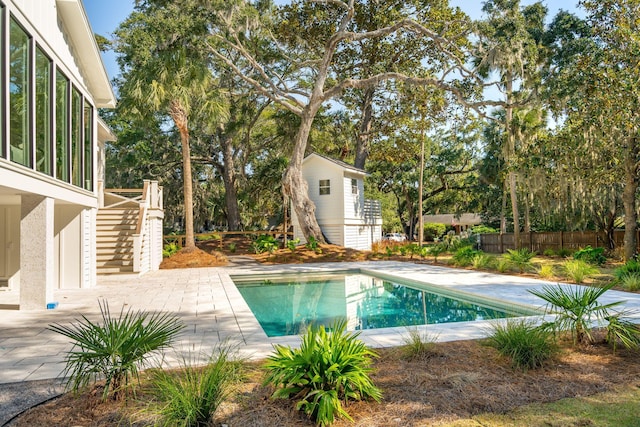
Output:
[
  {"xmin": 81, "ymin": 208, "xmax": 93, "ymax": 288},
  {"xmin": 302, "ymin": 156, "xmax": 344, "ymax": 223}
]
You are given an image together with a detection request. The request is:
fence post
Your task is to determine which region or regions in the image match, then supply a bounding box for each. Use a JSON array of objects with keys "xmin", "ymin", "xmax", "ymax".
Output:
[
  {"xmin": 530, "ymin": 231, "xmax": 533, "ymax": 252},
  {"xmin": 560, "ymin": 231, "xmax": 564, "ymax": 251},
  {"xmin": 499, "ymin": 233, "xmax": 504, "ymax": 254}
]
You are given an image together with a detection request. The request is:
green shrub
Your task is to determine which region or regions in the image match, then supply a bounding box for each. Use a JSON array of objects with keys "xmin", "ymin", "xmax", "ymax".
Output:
[
  {"xmin": 529, "ymin": 283, "xmax": 621, "ymax": 345},
  {"xmin": 496, "ymin": 257, "xmax": 511, "ymax": 273},
  {"xmin": 485, "ymin": 320, "xmax": 557, "ymax": 371},
  {"xmin": 423, "ymin": 223, "xmax": 447, "ymax": 241},
  {"xmin": 428, "ymin": 244, "xmax": 446, "ymax": 262},
  {"xmin": 556, "ymin": 248, "xmax": 573, "ymax": 258},
  {"xmin": 563, "ymin": 259, "xmax": 599, "ymax": 284},
  {"xmin": 614, "ymin": 259, "xmax": 640, "ymax": 280},
  {"xmin": 472, "ymin": 253, "xmax": 494, "ymax": 269},
  {"xmin": 537, "ymin": 264, "xmax": 555, "ymax": 279},
  {"xmin": 163, "ymin": 242, "xmax": 180, "ymax": 258},
  {"xmin": 503, "ymin": 248, "xmax": 536, "ymax": 273},
  {"xmin": 305, "ymin": 235, "xmax": 319, "ymax": 251},
  {"xmin": 442, "ymin": 233, "xmax": 464, "ymax": 251},
  {"xmin": 542, "ymin": 249, "xmax": 556, "ymax": 257},
  {"xmin": 452, "ymin": 246, "xmax": 480, "ymax": 267},
  {"xmin": 469, "ymin": 225, "xmax": 498, "ymax": 234},
  {"xmin": 286, "ymin": 238, "xmax": 301, "ymax": 252},
  {"xmin": 48, "ymin": 301, "xmax": 184, "ymax": 401},
  {"xmin": 573, "ymin": 246, "xmax": 607, "ymax": 266},
  {"xmin": 263, "ymin": 320, "xmax": 381, "ymax": 426},
  {"xmin": 619, "ymin": 273, "xmax": 640, "ymax": 291},
  {"xmin": 227, "ymin": 242, "xmax": 237, "ymax": 253},
  {"xmin": 252, "ymin": 235, "xmax": 279, "ymax": 254},
  {"xmin": 401, "ymin": 328, "xmax": 438, "ymax": 360},
  {"xmin": 605, "ymin": 314, "xmax": 640, "ymax": 353},
  {"xmin": 398, "ymin": 245, "xmax": 409, "ymax": 256},
  {"xmin": 150, "ymin": 346, "xmax": 241, "ymax": 426}
]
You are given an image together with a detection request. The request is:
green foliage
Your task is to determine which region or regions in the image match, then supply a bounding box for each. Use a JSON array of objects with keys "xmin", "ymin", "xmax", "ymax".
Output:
[
  {"xmin": 252, "ymin": 235, "xmax": 279, "ymax": 254},
  {"xmin": 469, "ymin": 225, "xmax": 498, "ymax": 234},
  {"xmin": 48, "ymin": 301, "xmax": 184, "ymax": 400},
  {"xmin": 149, "ymin": 346, "xmax": 240, "ymax": 426},
  {"xmin": 442, "ymin": 232, "xmax": 465, "ymax": 251},
  {"xmin": 163, "ymin": 242, "xmax": 180, "ymax": 258},
  {"xmin": 542, "ymin": 249, "xmax": 556, "ymax": 257},
  {"xmin": 401, "ymin": 328, "xmax": 438, "ymax": 360},
  {"xmin": 536, "ymin": 264, "xmax": 555, "ymax": 279},
  {"xmin": 472, "ymin": 252, "xmax": 494, "ymax": 269},
  {"xmin": 614, "ymin": 259, "xmax": 640, "ymax": 280},
  {"xmin": 423, "ymin": 223, "xmax": 447, "ymax": 241},
  {"xmin": 263, "ymin": 320, "xmax": 382, "ymax": 426},
  {"xmin": 227, "ymin": 242, "xmax": 237, "ymax": 253},
  {"xmin": 287, "ymin": 238, "xmax": 301, "ymax": 252},
  {"xmin": 529, "ymin": 283, "xmax": 621, "ymax": 345},
  {"xmin": 619, "ymin": 273, "xmax": 640, "ymax": 291},
  {"xmin": 428, "ymin": 244, "xmax": 446, "ymax": 262},
  {"xmin": 496, "ymin": 257, "xmax": 511, "ymax": 273},
  {"xmin": 452, "ymin": 246, "xmax": 480, "ymax": 267},
  {"xmin": 398, "ymin": 245, "xmax": 409, "ymax": 256},
  {"xmin": 556, "ymin": 248, "xmax": 573, "ymax": 258},
  {"xmin": 305, "ymin": 235, "xmax": 319, "ymax": 251},
  {"xmin": 573, "ymin": 246, "xmax": 607, "ymax": 266},
  {"xmin": 195, "ymin": 233, "xmax": 221, "ymax": 242},
  {"xmin": 485, "ymin": 320, "xmax": 557, "ymax": 371},
  {"xmin": 604, "ymin": 314, "xmax": 640, "ymax": 354},
  {"xmin": 503, "ymin": 248, "xmax": 537, "ymax": 273},
  {"xmin": 563, "ymin": 259, "xmax": 599, "ymax": 284}
]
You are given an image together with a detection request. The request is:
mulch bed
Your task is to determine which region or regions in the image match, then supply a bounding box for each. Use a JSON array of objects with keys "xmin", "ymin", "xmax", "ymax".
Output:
[{"xmin": 13, "ymin": 340, "xmax": 640, "ymax": 426}]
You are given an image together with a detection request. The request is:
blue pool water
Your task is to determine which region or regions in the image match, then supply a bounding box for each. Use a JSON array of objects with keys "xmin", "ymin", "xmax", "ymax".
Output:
[{"xmin": 233, "ymin": 273, "xmax": 529, "ymax": 337}]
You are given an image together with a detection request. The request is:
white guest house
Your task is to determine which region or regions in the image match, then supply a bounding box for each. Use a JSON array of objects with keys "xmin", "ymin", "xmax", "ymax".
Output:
[
  {"xmin": 292, "ymin": 153, "xmax": 382, "ymax": 251},
  {"xmin": 0, "ymin": 0, "xmax": 163, "ymax": 310}
]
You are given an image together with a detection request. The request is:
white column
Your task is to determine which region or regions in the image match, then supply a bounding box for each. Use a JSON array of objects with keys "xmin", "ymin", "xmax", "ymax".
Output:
[{"xmin": 20, "ymin": 196, "xmax": 55, "ymax": 310}]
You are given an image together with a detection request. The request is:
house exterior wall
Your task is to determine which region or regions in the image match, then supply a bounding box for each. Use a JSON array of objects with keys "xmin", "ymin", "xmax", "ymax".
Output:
[{"xmin": 0, "ymin": 0, "xmax": 114, "ymax": 309}]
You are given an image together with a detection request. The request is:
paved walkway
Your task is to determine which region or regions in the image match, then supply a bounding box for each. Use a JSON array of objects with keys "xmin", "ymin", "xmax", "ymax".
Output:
[{"xmin": 2, "ymin": 261, "xmax": 640, "ymax": 424}]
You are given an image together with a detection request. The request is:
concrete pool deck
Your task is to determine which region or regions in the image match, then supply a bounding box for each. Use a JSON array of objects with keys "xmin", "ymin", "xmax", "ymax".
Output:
[{"xmin": 2, "ymin": 260, "xmax": 640, "ymax": 386}]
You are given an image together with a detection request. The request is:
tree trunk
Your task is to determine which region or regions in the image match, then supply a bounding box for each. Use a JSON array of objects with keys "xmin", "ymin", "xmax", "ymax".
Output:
[
  {"xmin": 169, "ymin": 100, "xmax": 196, "ymax": 251},
  {"xmin": 282, "ymin": 106, "xmax": 326, "ymax": 243},
  {"xmin": 354, "ymin": 87, "xmax": 375, "ymax": 170},
  {"xmin": 221, "ymin": 136, "xmax": 242, "ymax": 231},
  {"xmin": 500, "ymin": 181, "xmax": 508, "ymax": 233},
  {"xmin": 505, "ymin": 77, "xmax": 520, "ymax": 249},
  {"xmin": 622, "ymin": 136, "xmax": 639, "ymax": 260}
]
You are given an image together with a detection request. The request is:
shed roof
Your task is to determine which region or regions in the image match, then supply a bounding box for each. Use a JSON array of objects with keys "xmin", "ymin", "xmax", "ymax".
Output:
[{"xmin": 303, "ymin": 153, "xmax": 368, "ymax": 176}]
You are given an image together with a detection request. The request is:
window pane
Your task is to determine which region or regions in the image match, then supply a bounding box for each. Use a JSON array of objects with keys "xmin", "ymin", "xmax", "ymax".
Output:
[
  {"xmin": 319, "ymin": 179, "xmax": 330, "ymax": 195},
  {"xmin": 71, "ymin": 87, "xmax": 82, "ymax": 187},
  {"xmin": 9, "ymin": 18, "xmax": 31, "ymax": 167},
  {"xmin": 35, "ymin": 47, "xmax": 52, "ymax": 175},
  {"xmin": 83, "ymin": 101, "xmax": 93, "ymax": 190},
  {"xmin": 56, "ymin": 70, "xmax": 69, "ymax": 182}
]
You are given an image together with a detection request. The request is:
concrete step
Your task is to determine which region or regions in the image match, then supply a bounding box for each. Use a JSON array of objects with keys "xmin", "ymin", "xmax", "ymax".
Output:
[
  {"xmin": 97, "ymin": 265, "xmax": 135, "ymax": 274},
  {"xmin": 97, "ymin": 253, "xmax": 133, "ymax": 262},
  {"xmin": 97, "ymin": 259, "xmax": 133, "ymax": 268}
]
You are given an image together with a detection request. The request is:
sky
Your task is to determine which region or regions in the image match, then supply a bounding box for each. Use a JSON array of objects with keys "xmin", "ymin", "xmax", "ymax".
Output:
[{"xmin": 83, "ymin": 0, "xmax": 582, "ymax": 82}]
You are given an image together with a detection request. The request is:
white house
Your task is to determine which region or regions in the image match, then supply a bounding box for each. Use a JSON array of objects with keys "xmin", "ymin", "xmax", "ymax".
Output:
[
  {"xmin": 0, "ymin": 0, "xmax": 161, "ymax": 311},
  {"xmin": 292, "ymin": 153, "xmax": 382, "ymax": 251}
]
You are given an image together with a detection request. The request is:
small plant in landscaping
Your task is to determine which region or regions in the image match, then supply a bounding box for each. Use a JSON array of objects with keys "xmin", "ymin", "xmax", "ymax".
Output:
[
  {"xmin": 263, "ymin": 319, "xmax": 382, "ymax": 426},
  {"xmin": 286, "ymin": 238, "xmax": 300, "ymax": 252},
  {"xmin": 543, "ymin": 248, "xmax": 556, "ymax": 257},
  {"xmin": 496, "ymin": 257, "xmax": 511, "ymax": 273},
  {"xmin": 604, "ymin": 313, "xmax": 640, "ymax": 353},
  {"xmin": 398, "ymin": 245, "xmax": 409, "ymax": 256},
  {"xmin": 472, "ymin": 252, "xmax": 494, "ymax": 270},
  {"xmin": 614, "ymin": 259, "xmax": 640, "ymax": 280},
  {"xmin": 485, "ymin": 319, "xmax": 557, "ymax": 371},
  {"xmin": 48, "ymin": 300, "xmax": 184, "ymax": 401},
  {"xmin": 163, "ymin": 242, "xmax": 180, "ymax": 258},
  {"xmin": 503, "ymin": 248, "xmax": 536, "ymax": 273},
  {"xmin": 529, "ymin": 283, "xmax": 621, "ymax": 345},
  {"xmin": 428, "ymin": 244, "xmax": 446, "ymax": 263},
  {"xmin": 563, "ymin": 259, "xmax": 599, "ymax": 284},
  {"xmin": 452, "ymin": 246, "xmax": 480, "ymax": 267},
  {"xmin": 227, "ymin": 242, "xmax": 237, "ymax": 253},
  {"xmin": 536, "ymin": 264, "xmax": 555, "ymax": 279},
  {"xmin": 252, "ymin": 235, "xmax": 279, "ymax": 254},
  {"xmin": 149, "ymin": 345, "xmax": 241, "ymax": 426},
  {"xmin": 305, "ymin": 235, "xmax": 319, "ymax": 251},
  {"xmin": 556, "ymin": 248, "xmax": 573, "ymax": 258},
  {"xmin": 573, "ymin": 245, "xmax": 607, "ymax": 266},
  {"xmin": 619, "ymin": 273, "xmax": 640, "ymax": 291},
  {"xmin": 401, "ymin": 327, "xmax": 438, "ymax": 360}
]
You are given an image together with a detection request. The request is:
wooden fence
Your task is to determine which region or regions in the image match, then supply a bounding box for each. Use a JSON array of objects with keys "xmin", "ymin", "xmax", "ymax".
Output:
[{"xmin": 478, "ymin": 230, "xmax": 638, "ymax": 254}]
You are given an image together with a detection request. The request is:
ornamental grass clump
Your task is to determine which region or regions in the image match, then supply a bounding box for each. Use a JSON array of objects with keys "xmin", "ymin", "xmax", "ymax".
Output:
[
  {"xmin": 485, "ymin": 320, "xmax": 557, "ymax": 371},
  {"xmin": 149, "ymin": 345, "xmax": 241, "ymax": 426},
  {"xmin": 263, "ymin": 319, "xmax": 381, "ymax": 426},
  {"xmin": 401, "ymin": 327, "xmax": 438, "ymax": 360},
  {"xmin": 563, "ymin": 259, "xmax": 599, "ymax": 284},
  {"xmin": 48, "ymin": 300, "xmax": 184, "ymax": 401}
]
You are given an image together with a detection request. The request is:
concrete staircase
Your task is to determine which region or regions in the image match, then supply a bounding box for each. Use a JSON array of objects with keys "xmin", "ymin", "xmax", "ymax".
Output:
[{"xmin": 96, "ymin": 207, "xmax": 139, "ymax": 274}]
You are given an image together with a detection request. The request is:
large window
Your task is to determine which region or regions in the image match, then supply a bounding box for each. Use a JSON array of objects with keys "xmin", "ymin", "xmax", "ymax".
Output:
[
  {"xmin": 71, "ymin": 87, "xmax": 82, "ymax": 187},
  {"xmin": 35, "ymin": 47, "xmax": 52, "ymax": 175},
  {"xmin": 9, "ymin": 17, "xmax": 31, "ymax": 167},
  {"xmin": 83, "ymin": 101, "xmax": 93, "ymax": 190},
  {"xmin": 319, "ymin": 179, "xmax": 331, "ymax": 195},
  {"xmin": 55, "ymin": 69, "xmax": 69, "ymax": 182}
]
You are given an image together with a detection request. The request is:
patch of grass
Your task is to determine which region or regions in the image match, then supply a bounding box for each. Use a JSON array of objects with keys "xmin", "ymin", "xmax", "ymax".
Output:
[
  {"xmin": 619, "ymin": 273, "xmax": 640, "ymax": 291},
  {"xmin": 496, "ymin": 257, "xmax": 512, "ymax": 273},
  {"xmin": 401, "ymin": 327, "xmax": 438, "ymax": 360},
  {"xmin": 536, "ymin": 264, "xmax": 555, "ymax": 279},
  {"xmin": 563, "ymin": 259, "xmax": 599, "ymax": 284},
  {"xmin": 471, "ymin": 384, "xmax": 640, "ymax": 427}
]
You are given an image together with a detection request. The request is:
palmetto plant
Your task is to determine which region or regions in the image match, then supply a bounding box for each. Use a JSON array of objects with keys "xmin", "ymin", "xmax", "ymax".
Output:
[
  {"xmin": 263, "ymin": 319, "xmax": 381, "ymax": 426},
  {"xmin": 503, "ymin": 248, "xmax": 536, "ymax": 273},
  {"xmin": 528, "ymin": 283, "xmax": 621, "ymax": 345},
  {"xmin": 49, "ymin": 300, "xmax": 184, "ymax": 400}
]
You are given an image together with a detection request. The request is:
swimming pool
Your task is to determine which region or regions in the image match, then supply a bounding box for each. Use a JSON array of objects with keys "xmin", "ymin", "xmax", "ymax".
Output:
[{"xmin": 232, "ymin": 272, "xmax": 537, "ymax": 337}]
